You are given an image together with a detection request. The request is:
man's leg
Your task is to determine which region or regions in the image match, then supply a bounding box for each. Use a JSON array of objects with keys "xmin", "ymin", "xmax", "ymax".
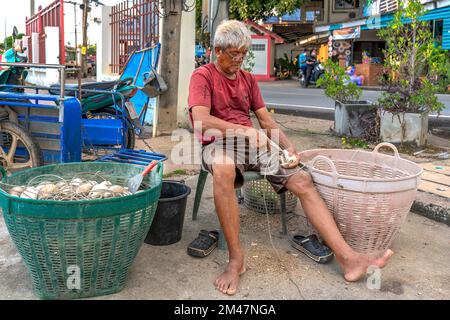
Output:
[
  {"xmin": 305, "ymin": 66, "xmax": 312, "ymax": 87},
  {"xmin": 285, "ymin": 171, "xmax": 394, "ymax": 281},
  {"xmin": 211, "ymin": 158, "xmax": 245, "ymax": 295}
]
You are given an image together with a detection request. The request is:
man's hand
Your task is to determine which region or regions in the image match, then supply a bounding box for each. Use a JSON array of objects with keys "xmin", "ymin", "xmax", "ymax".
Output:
[{"xmin": 282, "ymin": 147, "xmax": 301, "ymax": 169}]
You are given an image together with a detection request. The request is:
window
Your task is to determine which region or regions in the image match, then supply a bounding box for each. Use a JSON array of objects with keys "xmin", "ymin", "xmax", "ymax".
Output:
[
  {"xmin": 335, "ymin": 0, "xmax": 360, "ymax": 10},
  {"xmin": 433, "ymin": 19, "xmax": 444, "ymax": 45},
  {"xmin": 303, "ymin": 1, "xmax": 324, "ymax": 22},
  {"xmin": 251, "ymin": 44, "xmax": 266, "ymax": 51}
]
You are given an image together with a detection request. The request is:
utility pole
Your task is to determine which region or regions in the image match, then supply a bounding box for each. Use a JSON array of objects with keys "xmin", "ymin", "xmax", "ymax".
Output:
[
  {"xmin": 157, "ymin": 1, "xmax": 184, "ymax": 133},
  {"xmin": 4, "ymin": 20, "xmax": 6, "ymax": 50},
  {"xmin": 64, "ymin": 1, "xmax": 78, "ymax": 54},
  {"xmin": 81, "ymin": 0, "xmax": 89, "ymax": 77},
  {"xmin": 209, "ymin": 0, "xmax": 229, "ymax": 61},
  {"xmin": 30, "ymin": 0, "xmax": 35, "ymax": 16}
]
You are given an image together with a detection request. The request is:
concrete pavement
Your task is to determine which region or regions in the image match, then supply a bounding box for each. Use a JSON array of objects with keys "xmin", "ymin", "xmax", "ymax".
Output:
[{"xmin": 0, "ymin": 114, "xmax": 448, "ymax": 300}]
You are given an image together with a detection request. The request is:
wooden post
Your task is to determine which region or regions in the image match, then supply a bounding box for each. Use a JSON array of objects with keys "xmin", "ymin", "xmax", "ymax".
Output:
[
  {"xmin": 157, "ymin": 1, "xmax": 183, "ymax": 134},
  {"xmin": 81, "ymin": 0, "xmax": 89, "ymax": 77}
]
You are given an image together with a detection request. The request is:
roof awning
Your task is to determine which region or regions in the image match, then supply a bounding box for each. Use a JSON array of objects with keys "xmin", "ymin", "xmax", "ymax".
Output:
[
  {"xmin": 295, "ymin": 32, "xmax": 330, "ymax": 46},
  {"xmin": 245, "ymin": 20, "xmax": 285, "ymax": 44}
]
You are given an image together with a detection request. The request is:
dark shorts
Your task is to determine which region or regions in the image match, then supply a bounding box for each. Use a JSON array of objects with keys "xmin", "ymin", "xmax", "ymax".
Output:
[{"xmin": 201, "ymin": 136, "xmax": 301, "ymax": 194}]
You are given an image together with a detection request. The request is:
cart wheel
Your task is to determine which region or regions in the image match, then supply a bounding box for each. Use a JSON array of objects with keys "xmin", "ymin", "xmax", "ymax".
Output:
[
  {"xmin": 87, "ymin": 107, "xmax": 136, "ymax": 150},
  {"xmin": 0, "ymin": 121, "xmax": 42, "ymax": 173}
]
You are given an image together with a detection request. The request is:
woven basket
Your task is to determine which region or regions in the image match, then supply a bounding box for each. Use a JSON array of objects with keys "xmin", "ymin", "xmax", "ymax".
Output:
[
  {"xmin": 243, "ymin": 179, "xmax": 297, "ymax": 214},
  {"xmin": 0, "ymin": 162, "xmax": 163, "ymax": 299},
  {"xmin": 299, "ymin": 143, "xmax": 422, "ymax": 257}
]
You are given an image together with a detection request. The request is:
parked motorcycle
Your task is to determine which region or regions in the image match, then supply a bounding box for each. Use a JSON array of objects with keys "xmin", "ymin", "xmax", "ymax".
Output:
[
  {"xmin": 0, "ymin": 46, "xmax": 29, "ymax": 92},
  {"xmin": 299, "ymin": 62, "xmax": 325, "ymax": 88}
]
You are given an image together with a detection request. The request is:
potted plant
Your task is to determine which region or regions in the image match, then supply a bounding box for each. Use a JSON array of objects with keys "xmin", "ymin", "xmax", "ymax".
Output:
[
  {"xmin": 317, "ymin": 60, "xmax": 378, "ymax": 140},
  {"xmin": 377, "ymin": 0, "xmax": 445, "ymax": 147}
]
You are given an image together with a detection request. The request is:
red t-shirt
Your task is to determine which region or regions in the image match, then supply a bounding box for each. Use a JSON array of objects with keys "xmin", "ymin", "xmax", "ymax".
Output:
[{"xmin": 188, "ymin": 63, "xmax": 266, "ymax": 144}]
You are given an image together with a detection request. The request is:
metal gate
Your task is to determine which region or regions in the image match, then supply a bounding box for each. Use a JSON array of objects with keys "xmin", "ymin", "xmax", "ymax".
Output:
[
  {"xmin": 110, "ymin": 0, "xmax": 159, "ymax": 74},
  {"xmin": 25, "ymin": 0, "xmax": 65, "ymax": 65}
]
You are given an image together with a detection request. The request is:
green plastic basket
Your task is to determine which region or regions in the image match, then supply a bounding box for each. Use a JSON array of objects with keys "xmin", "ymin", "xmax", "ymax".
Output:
[{"xmin": 0, "ymin": 162, "xmax": 163, "ymax": 300}]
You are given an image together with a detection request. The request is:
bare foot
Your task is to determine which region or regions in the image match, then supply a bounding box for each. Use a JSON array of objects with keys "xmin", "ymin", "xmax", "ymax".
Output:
[
  {"xmin": 341, "ymin": 249, "xmax": 394, "ymax": 282},
  {"xmin": 214, "ymin": 257, "xmax": 246, "ymax": 296}
]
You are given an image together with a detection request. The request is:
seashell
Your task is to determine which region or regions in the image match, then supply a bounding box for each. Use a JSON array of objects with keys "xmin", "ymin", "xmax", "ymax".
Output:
[
  {"xmin": 91, "ymin": 184, "xmax": 109, "ymax": 192},
  {"xmin": 60, "ymin": 186, "xmax": 72, "ymax": 193},
  {"xmin": 55, "ymin": 181, "xmax": 68, "ymax": 189},
  {"xmin": 76, "ymin": 183, "xmax": 94, "ymax": 194},
  {"xmin": 99, "ymin": 180, "xmax": 112, "ymax": 187},
  {"xmin": 70, "ymin": 178, "xmax": 83, "ymax": 187},
  {"xmin": 109, "ymin": 185, "xmax": 124, "ymax": 193},
  {"xmin": 103, "ymin": 192, "xmax": 113, "ymax": 198},
  {"xmin": 38, "ymin": 192, "xmax": 52, "ymax": 200},
  {"xmin": 11, "ymin": 186, "xmax": 25, "ymax": 193},
  {"xmin": 89, "ymin": 191, "xmax": 103, "ymax": 199},
  {"xmin": 10, "ymin": 186, "xmax": 25, "ymax": 197},
  {"xmin": 38, "ymin": 184, "xmax": 57, "ymax": 194},
  {"xmin": 89, "ymin": 180, "xmax": 98, "ymax": 186},
  {"xmin": 21, "ymin": 187, "xmax": 39, "ymax": 199}
]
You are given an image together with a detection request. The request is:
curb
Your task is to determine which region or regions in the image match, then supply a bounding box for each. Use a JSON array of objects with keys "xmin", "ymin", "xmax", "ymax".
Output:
[{"xmin": 411, "ymin": 200, "xmax": 450, "ymax": 226}]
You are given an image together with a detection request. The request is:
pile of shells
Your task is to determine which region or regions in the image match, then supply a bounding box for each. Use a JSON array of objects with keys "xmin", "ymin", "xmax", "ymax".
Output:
[{"xmin": 5, "ymin": 176, "xmax": 136, "ymax": 201}]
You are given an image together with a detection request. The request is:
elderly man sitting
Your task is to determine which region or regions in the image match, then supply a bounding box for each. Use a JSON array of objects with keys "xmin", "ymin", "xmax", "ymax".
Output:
[{"xmin": 188, "ymin": 20, "xmax": 393, "ymax": 296}]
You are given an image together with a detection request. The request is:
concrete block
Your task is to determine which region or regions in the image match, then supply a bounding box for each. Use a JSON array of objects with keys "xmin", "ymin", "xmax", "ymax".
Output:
[{"xmin": 380, "ymin": 111, "xmax": 428, "ymax": 147}]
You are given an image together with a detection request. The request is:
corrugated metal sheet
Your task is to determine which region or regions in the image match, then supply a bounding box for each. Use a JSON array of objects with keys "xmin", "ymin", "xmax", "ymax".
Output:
[{"xmin": 443, "ymin": 18, "xmax": 450, "ymax": 49}]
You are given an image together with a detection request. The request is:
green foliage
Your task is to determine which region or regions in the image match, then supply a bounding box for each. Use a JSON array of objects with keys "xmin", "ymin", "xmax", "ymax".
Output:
[
  {"xmin": 163, "ymin": 169, "xmax": 188, "ymax": 179},
  {"xmin": 341, "ymin": 136, "xmax": 370, "ymax": 149},
  {"xmin": 377, "ymin": 0, "xmax": 445, "ymax": 115},
  {"xmin": 195, "ymin": 0, "xmax": 307, "ymax": 48},
  {"xmin": 87, "ymin": 44, "xmax": 96, "ymax": 56},
  {"xmin": 3, "ymin": 33, "xmax": 25, "ymax": 50},
  {"xmin": 276, "ymin": 53, "xmax": 297, "ymax": 79},
  {"xmin": 229, "ymin": 0, "xmax": 307, "ymax": 22},
  {"xmin": 243, "ymin": 49, "xmax": 256, "ymax": 72},
  {"xmin": 196, "ymin": 0, "xmax": 209, "ymax": 47},
  {"xmin": 428, "ymin": 47, "xmax": 450, "ymax": 93},
  {"xmin": 316, "ymin": 60, "xmax": 362, "ymax": 103},
  {"xmin": 341, "ymin": 137, "xmax": 369, "ymax": 149}
]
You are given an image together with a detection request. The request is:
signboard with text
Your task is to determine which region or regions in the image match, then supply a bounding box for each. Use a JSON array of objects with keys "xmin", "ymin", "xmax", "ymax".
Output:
[{"xmin": 332, "ymin": 27, "xmax": 361, "ymax": 40}]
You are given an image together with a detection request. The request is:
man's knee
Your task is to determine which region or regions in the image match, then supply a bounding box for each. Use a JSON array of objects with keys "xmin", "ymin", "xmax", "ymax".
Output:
[
  {"xmin": 212, "ymin": 163, "xmax": 236, "ymax": 187},
  {"xmin": 287, "ymin": 170, "xmax": 315, "ymax": 193}
]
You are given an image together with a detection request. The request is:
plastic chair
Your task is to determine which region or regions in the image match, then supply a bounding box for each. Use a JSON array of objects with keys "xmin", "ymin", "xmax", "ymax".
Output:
[{"xmin": 192, "ymin": 168, "xmax": 288, "ymax": 235}]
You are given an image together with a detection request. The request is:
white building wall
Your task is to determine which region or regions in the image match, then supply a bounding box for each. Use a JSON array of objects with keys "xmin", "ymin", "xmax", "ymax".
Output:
[{"xmin": 95, "ymin": 5, "xmax": 116, "ymax": 81}]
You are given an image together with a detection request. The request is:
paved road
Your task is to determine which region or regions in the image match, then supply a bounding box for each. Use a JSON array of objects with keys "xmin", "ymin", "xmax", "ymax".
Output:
[{"xmin": 259, "ymin": 80, "xmax": 450, "ymax": 124}]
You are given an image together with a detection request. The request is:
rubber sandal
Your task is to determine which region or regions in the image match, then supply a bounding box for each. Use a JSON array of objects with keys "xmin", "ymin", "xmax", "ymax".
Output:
[
  {"xmin": 187, "ymin": 230, "xmax": 219, "ymax": 258},
  {"xmin": 290, "ymin": 234, "xmax": 334, "ymax": 264}
]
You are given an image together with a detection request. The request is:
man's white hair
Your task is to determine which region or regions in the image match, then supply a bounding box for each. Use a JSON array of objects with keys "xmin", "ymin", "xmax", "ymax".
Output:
[{"xmin": 213, "ymin": 20, "xmax": 252, "ymax": 50}]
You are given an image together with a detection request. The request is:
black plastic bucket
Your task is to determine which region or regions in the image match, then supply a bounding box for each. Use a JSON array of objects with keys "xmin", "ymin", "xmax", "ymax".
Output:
[{"xmin": 144, "ymin": 180, "xmax": 191, "ymax": 245}]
